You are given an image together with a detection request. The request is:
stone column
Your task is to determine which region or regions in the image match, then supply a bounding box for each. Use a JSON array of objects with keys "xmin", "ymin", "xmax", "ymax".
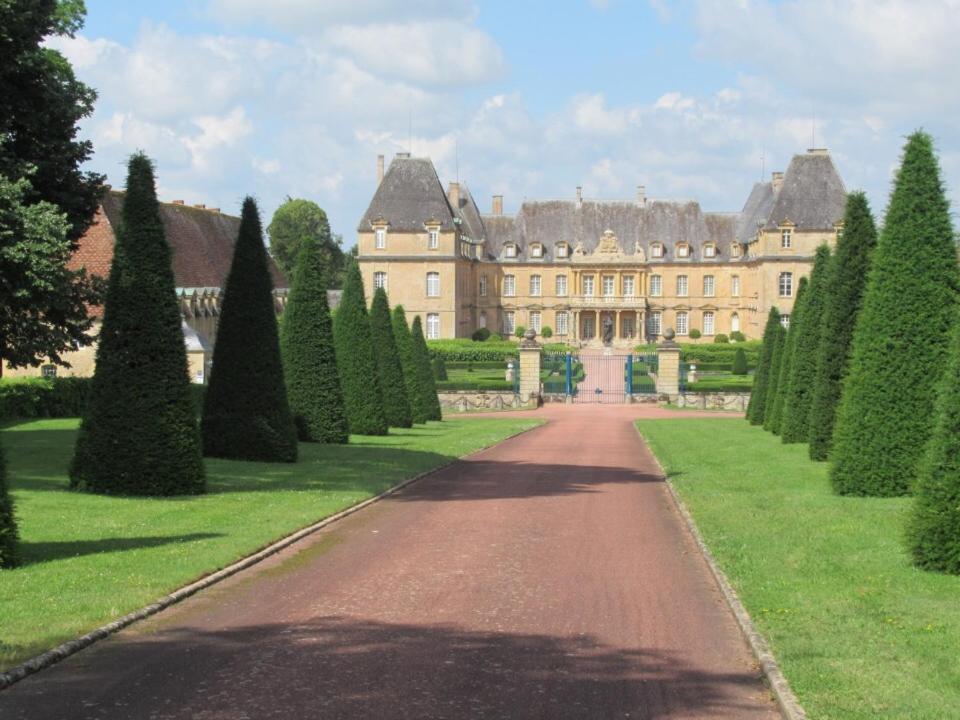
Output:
[
  {"xmin": 615, "ymin": 310, "xmax": 621, "ymax": 341},
  {"xmin": 518, "ymin": 328, "xmax": 542, "ymax": 404},
  {"xmin": 656, "ymin": 328, "xmax": 681, "ymax": 396}
]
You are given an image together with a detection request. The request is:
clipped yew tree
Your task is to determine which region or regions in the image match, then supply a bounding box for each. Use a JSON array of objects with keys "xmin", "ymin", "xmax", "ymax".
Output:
[
  {"xmin": 808, "ymin": 193, "xmax": 878, "ymax": 460},
  {"xmin": 202, "ymin": 197, "xmax": 298, "ymax": 462},
  {"xmin": 767, "ymin": 277, "xmax": 808, "ymax": 435},
  {"xmin": 0, "ymin": 443, "xmax": 19, "ymax": 568},
  {"xmin": 761, "ymin": 321, "xmax": 787, "ymax": 433},
  {"xmin": 831, "ymin": 132, "xmax": 959, "ymax": 496},
  {"xmin": 369, "ymin": 288, "xmax": 413, "ymax": 428},
  {"xmin": 908, "ymin": 322, "xmax": 960, "ymax": 574},
  {"xmin": 731, "ymin": 348, "xmax": 748, "ymax": 375},
  {"xmin": 410, "ymin": 316, "xmax": 443, "ymax": 421},
  {"xmin": 333, "ymin": 263, "xmax": 387, "ymax": 435},
  {"xmin": 393, "ymin": 305, "xmax": 427, "ymax": 424},
  {"xmin": 781, "ymin": 245, "xmax": 832, "ymax": 443},
  {"xmin": 70, "ymin": 154, "xmax": 204, "ymax": 495},
  {"xmin": 746, "ymin": 307, "xmax": 781, "ymax": 425},
  {"xmin": 280, "ymin": 235, "xmax": 348, "ymax": 444}
]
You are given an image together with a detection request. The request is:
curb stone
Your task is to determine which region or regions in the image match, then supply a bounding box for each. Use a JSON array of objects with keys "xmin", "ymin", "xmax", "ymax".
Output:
[
  {"xmin": 635, "ymin": 425, "xmax": 807, "ymax": 720},
  {"xmin": 0, "ymin": 421, "xmax": 544, "ymax": 692}
]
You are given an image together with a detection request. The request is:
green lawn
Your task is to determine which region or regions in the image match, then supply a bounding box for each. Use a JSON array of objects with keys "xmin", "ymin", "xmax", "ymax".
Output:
[
  {"xmin": 637, "ymin": 419, "xmax": 960, "ymax": 720},
  {"xmin": 0, "ymin": 416, "xmax": 540, "ymax": 671}
]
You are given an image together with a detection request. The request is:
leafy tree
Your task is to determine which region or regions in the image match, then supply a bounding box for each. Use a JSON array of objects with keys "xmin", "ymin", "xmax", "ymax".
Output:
[
  {"xmin": 202, "ymin": 197, "xmax": 298, "ymax": 462},
  {"xmin": 746, "ymin": 307, "xmax": 781, "ymax": 425},
  {"xmin": 267, "ymin": 198, "xmax": 344, "ymax": 286},
  {"xmin": 514, "ymin": 325, "xmax": 526, "ymax": 339},
  {"xmin": 808, "ymin": 193, "xmax": 878, "ymax": 460},
  {"xmin": 333, "ymin": 263, "xmax": 387, "ymax": 435},
  {"xmin": 731, "ymin": 348, "xmax": 748, "ymax": 375},
  {"xmin": 907, "ymin": 322, "xmax": 960, "ymax": 573},
  {"xmin": 369, "ymin": 288, "xmax": 413, "ymax": 429},
  {"xmin": 767, "ymin": 277, "xmax": 809, "ymax": 435},
  {"xmin": 781, "ymin": 246, "xmax": 832, "ymax": 443},
  {"xmin": 0, "ymin": 172, "xmax": 100, "ymax": 368},
  {"xmin": 70, "ymin": 154, "xmax": 204, "ymax": 495},
  {"xmin": 541, "ymin": 326, "xmax": 553, "ymax": 339},
  {"xmin": 0, "ymin": 0, "xmax": 103, "ymax": 241},
  {"xmin": 411, "ymin": 316, "xmax": 442, "ymax": 421},
  {"xmin": 761, "ymin": 321, "xmax": 787, "ymax": 433},
  {"xmin": 393, "ymin": 306, "xmax": 427, "ymax": 423},
  {"xmin": 831, "ymin": 132, "xmax": 959, "ymax": 496},
  {"xmin": 0, "ymin": 442, "xmax": 19, "ymax": 568},
  {"xmin": 280, "ymin": 235, "xmax": 348, "ymax": 444}
]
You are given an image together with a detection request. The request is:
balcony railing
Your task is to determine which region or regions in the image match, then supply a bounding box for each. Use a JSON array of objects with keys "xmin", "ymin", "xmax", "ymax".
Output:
[{"xmin": 572, "ymin": 294, "xmax": 643, "ymax": 308}]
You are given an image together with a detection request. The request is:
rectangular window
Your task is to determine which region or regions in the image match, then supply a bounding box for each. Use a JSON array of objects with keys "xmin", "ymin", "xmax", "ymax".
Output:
[
  {"xmin": 530, "ymin": 310, "xmax": 541, "ymax": 332},
  {"xmin": 676, "ymin": 312, "xmax": 688, "ymax": 336},
  {"xmin": 530, "ymin": 274, "xmax": 542, "ymax": 296},
  {"xmin": 373, "ymin": 271, "xmax": 387, "ymax": 290},
  {"xmin": 780, "ymin": 314, "xmax": 791, "ymax": 329},
  {"xmin": 781, "ymin": 228, "xmax": 792, "ymax": 249},
  {"xmin": 479, "ymin": 274, "xmax": 488, "ymax": 297},
  {"xmin": 623, "ymin": 275, "xmax": 635, "ymax": 297},
  {"xmin": 428, "ymin": 228, "xmax": 439, "ymax": 249},
  {"xmin": 504, "ymin": 274, "xmax": 516, "ymax": 297},
  {"xmin": 505, "ymin": 244, "xmax": 517, "ymax": 258},
  {"xmin": 426, "ymin": 313, "xmax": 440, "ymax": 339},
  {"xmin": 426, "ymin": 272, "xmax": 440, "ymax": 297},
  {"xmin": 556, "ymin": 274, "xmax": 568, "ymax": 296},
  {"xmin": 556, "ymin": 244, "xmax": 568, "ymax": 258},
  {"xmin": 732, "ymin": 243, "xmax": 742, "ymax": 258},
  {"xmin": 504, "ymin": 311, "xmax": 515, "ymax": 335},
  {"xmin": 650, "ymin": 274, "xmax": 662, "ymax": 297},
  {"xmin": 677, "ymin": 244, "xmax": 690, "ymax": 258},
  {"xmin": 583, "ymin": 314, "xmax": 595, "ymax": 339},
  {"xmin": 704, "ymin": 245, "xmax": 716, "ymax": 258},
  {"xmin": 583, "ymin": 275, "xmax": 595, "ymax": 297},
  {"xmin": 41, "ymin": 364, "xmax": 57, "ymax": 378},
  {"xmin": 531, "ymin": 244, "xmax": 543, "ymax": 258},
  {"xmin": 677, "ymin": 275, "xmax": 688, "ymax": 297},
  {"xmin": 622, "ymin": 316, "xmax": 635, "ymax": 338},
  {"xmin": 731, "ymin": 275, "xmax": 740, "ymax": 297},
  {"xmin": 703, "ymin": 275, "xmax": 715, "ymax": 297},
  {"xmin": 703, "ymin": 311, "xmax": 715, "ymax": 336},
  {"xmin": 602, "ymin": 275, "xmax": 615, "ymax": 297},
  {"xmin": 651, "ymin": 244, "xmax": 663, "ymax": 258},
  {"xmin": 557, "ymin": 311, "xmax": 568, "ymax": 335},
  {"xmin": 779, "ymin": 272, "xmax": 793, "ymax": 297},
  {"xmin": 649, "ymin": 311, "xmax": 662, "ymax": 336},
  {"xmin": 375, "ymin": 228, "xmax": 386, "ymax": 249}
]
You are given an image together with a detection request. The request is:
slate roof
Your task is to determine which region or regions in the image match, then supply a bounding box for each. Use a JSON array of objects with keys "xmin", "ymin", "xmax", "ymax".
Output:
[
  {"xmin": 358, "ymin": 157, "xmax": 456, "ymax": 232},
  {"xmin": 736, "ymin": 182, "xmax": 776, "ymax": 244},
  {"xmin": 764, "ymin": 151, "xmax": 846, "ymax": 230}
]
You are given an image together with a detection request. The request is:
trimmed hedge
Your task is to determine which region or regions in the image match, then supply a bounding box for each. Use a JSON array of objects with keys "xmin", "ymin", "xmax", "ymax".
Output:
[
  {"xmin": 680, "ymin": 341, "xmax": 762, "ymax": 366},
  {"xmin": 0, "ymin": 441, "xmax": 18, "ymax": 568},
  {"xmin": 732, "ymin": 349, "xmax": 748, "ymax": 375}
]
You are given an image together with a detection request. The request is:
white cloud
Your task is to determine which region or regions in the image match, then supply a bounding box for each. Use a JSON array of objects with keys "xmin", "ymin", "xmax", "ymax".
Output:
[{"xmin": 253, "ymin": 158, "xmax": 282, "ymax": 175}]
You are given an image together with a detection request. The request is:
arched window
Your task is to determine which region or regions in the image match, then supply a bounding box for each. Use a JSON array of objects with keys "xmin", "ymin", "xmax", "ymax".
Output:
[
  {"xmin": 703, "ymin": 244, "xmax": 716, "ymax": 258},
  {"xmin": 650, "ymin": 243, "xmax": 663, "ymax": 258},
  {"xmin": 731, "ymin": 313, "xmax": 740, "ymax": 333},
  {"xmin": 504, "ymin": 243, "xmax": 517, "ymax": 258},
  {"xmin": 676, "ymin": 243, "xmax": 690, "ymax": 258},
  {"xmin": 530, "ymin": 244, "xmax": 543, "ymax": 258},
  {"xmin": 556, "ymin": 242, "xmax": 569, "ymax": 258},
  {"xmin": 479, "ymin": 311, "xmax": 487, "ymax": 329}
]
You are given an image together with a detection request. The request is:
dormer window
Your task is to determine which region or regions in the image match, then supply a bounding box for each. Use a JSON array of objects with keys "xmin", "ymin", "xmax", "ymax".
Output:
[
  {"xmin": 375, "ymin": 227, "xmax": 386, "ymax": 249},
  {"xmin": 556, "ymin": 243, "xmax": 569, "ymax": 258},
  {"xmin": 505, "ymin": 244, "xmax": 517, "ymax": 258},
  {"xmin": 427, "ymin": 228, "xmax": 439, "ymax": 249},
  {"xmin": 732, "ymin": 243, "xmax": 742, "ymax": 258},
  {"xmin": 651, "ymin": 243, "xmax": 663, "ymax": 258},
  {"xmin": 781, "ymin": 228, "xmax": 793, "ymax": 249},
  {"xmin": 703, "ymin": 244, "xmax": 716, "ymax": 258},
  {"xmin": 676, "ymin": 243, "xmax": 690, "ymax": 258},
  {"xmin": 530, "ymin": 243, "xmax": 543, "ymax": 258}
]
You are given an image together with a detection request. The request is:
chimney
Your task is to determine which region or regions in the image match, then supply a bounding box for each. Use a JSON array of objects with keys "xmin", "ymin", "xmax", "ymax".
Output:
[
  {"xmin": 492, "ymin": 195, "xmax": 503, "ymax": 216},
  {"xmin": 576, "ymin": 186, "xmax": 583, "ymax": 209},
  {"xmin": 172, "ymin": 200, "xmax": 185, "ymax": 205},
  {"xmin": 772, "ymin": 172, "xmax": 784, "ymax": 193},
  {"xmin": 193, "ymin": 203, "xmax": 206, "ymax": 209},
  {"xmin": 396, "ymin": 151, "xmax": 411, "ymax": 159},
  {"xmin": 637, "ymin": 185, "xmax": 646, "ymax": 207},
  {"xmin": 376, "ymin": 154, "xmax": 384, "ymax": 185},
  {"xmin": 448, "ymin": 181, "xmax": 460, "ymax": 209}
]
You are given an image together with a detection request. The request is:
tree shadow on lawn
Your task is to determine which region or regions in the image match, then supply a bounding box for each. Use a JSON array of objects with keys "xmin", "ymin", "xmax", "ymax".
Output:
[
  {"xmin": 0, "ymin": 616, "xmax": 773, "ymax": 720},
  {"xmin": 19, "ymin": 533, "xmax": 224, "ymax": 566}
]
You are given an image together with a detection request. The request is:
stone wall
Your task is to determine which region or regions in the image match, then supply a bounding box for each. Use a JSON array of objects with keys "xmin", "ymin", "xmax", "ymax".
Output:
[
  {"xmin": 669, "ymin": 392, "xmax": 751, "ymax": 411},
  {"xmin": 438, "ymin": 391, "xmax": 536, "ymax": 413}
]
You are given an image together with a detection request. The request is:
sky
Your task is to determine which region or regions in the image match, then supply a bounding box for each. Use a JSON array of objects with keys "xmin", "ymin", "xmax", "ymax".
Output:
[{"xmin": 54, "ymin": 0, "xmax": 960, "ymax": 247}]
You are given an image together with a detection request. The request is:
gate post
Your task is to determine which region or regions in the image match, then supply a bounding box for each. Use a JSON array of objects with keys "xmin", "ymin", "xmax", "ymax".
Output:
[
  {"xmin": 518, "ymin": 328, "xmax": 542, "ymax": 405},
  {"xmin": 656, "ymin": 329, "xmax": 681, "ymax": 397},
  {"xmin": 565, "ymin": 352, "xmax": 573, "ymax": 402}
]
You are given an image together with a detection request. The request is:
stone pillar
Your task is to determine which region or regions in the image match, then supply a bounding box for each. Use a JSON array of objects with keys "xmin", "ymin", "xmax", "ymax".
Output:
[
  {"xmin": 615, "ymin": 310, "xmax": 621, "ymax": 340},
  {"xmin": 656, "ymin": 328, "xmax": 681, "ymax": 396},
  {"xmin": 518, "ymin": 328, "xmax": 542, "ymax": 404}
]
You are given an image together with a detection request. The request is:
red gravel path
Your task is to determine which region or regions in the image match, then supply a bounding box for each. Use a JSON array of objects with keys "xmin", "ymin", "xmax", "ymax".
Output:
[{"xmin": 0, "ymin": 404, "xmax": 777, "ymax": 719}]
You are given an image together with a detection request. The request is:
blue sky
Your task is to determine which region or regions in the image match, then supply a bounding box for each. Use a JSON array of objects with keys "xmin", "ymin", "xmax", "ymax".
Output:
[{"xmin": 60, "ymin": 1, "xmax": 960, "ymax": 245}]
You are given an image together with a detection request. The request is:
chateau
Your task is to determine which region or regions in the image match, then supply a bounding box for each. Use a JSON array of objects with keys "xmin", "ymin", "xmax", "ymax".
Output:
[{"xmin": 357, "ymin": 149, "xmax": 847, "ymax": 345}]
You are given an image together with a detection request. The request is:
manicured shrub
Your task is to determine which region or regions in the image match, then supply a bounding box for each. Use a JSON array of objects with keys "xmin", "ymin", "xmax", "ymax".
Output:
[
  {"xmin": 202, "ymin": 198, "xmax": 298, "ymax": 462},
  {"xmin": 432, "ymin": 356, "xmax": 448, "ymax": 381},
  {"xmin": 70, "ymin": 154, "xmax": 205, "ymax": 495},
  {"xmin": 541, "ymin": 326, "xmax": 553, "ymax": 339},
  {"xmin": 908, "ymin": 322, "xmax": 960, "ymax": 574},
  {"xmin": 808, "ymin": 193, "xmax": 878, "ymax": 461},
  {"xmin": 689, "ymin": 329, "xmax": 702, "ymax": 339},
  {"xmin": 411, "ymin": 316, "xmax": 442, "ymax": 421},
  {"xmin": 677, "ymin": 341, "xmax": 762, "ymax": 366},
  {"xmin": 471, "ymin": 327, "xmax": 491, "ymax": 342},
  {"xmin": 332, "ymin": 263, "xmax": 388, "ymax": 436},
  {"xmin": 731, "ymin": 348, "xmax": 748, "ymax": 375},
  {"xmin": 0, "ymin": 442, "xmax": 19, "ymax": 568},
  {"xmin": 761, "ymin": 322, "xmax": 787, "ymax": 433},
  {"xmin": 767, "ymin": 277, "xmax": 809, "ymax": 435},
  {"xmin": 780, "ymin": 245, "xmax": 832, "ymax": 443},
  {"xmin": 393, "ymin": 306, "xmax": 427, "ymax": 424},
  {"xmin": 514, "ymin": 325, "xmax": 526, "ymax": 338},
  {"xmin": 746, "ymin": 307, "xmax": 780, "ymax": 425},
  {"xmin": 713, "ymin": 334, "xmax": 729, "ymax": 344},
  {"xmin": 488, "ymin": 333, "xmax": 503, "ymax": 342},
  {"xmin": 831, "ymin": 132, "xmax": 959, "ymax": 496},
  {"xmin": 280, "ymin": 235, "xmax": 348, "ymax": 444},
  {"xmin": 369, "ymin": 288, "xmax": 413, "ymax": 429},
  {"xmin": 730, "ymin": 331, "xmax": 747, "ymax": 342}
]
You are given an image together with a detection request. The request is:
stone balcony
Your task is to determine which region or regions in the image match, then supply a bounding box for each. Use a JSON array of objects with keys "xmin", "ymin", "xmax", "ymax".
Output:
[{"xmin": 571, "ymin": 295, "xmax": 646, "ymax": 309}]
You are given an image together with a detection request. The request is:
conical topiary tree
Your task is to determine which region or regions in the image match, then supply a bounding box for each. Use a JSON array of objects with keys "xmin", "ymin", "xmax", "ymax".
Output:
[
  {"xmin": 369, "ymin": 288, "xmax": 413, "ymax": 429},
  {"xmin": 0, "ymin": 442, "xmax": 19, "ymax": 569},
  {"xmin": 767, "ymin": 277, "xmax": 808, "ymax": 435},
  {"xmin": 393, "ymin": 305, "xmax": 427, "ymax": 424},
  {"xmin": 731, "ymin": 348, "xmax": 748, "ymax": 375},
  {"xmin": 746, "ymin": 307, "xmax": 781, "ymax": 425},
  {"xmin": 808, "ymin": 193, "xmax": 878, "ymax": 460},
  {"xmin": 70, "ymin": 153, "xmax": 204, "ymax": 495},
  {"xmin": 907, "ymin": 321, "xmax": 960, "ymax": 574},
  {"xmin": 831, "ymin": 131, "xmax": 959, "ymax": 496},
  {"xmin": 761, "ymin": 321, "xmax": 787, "ymax": 433},
  {"xmin": 280, "ymin": 235, "xmax": 348, "ymax": 444},
  {"xmin": 333, "ymin": 263, "xmax": 387, "ymax": 435},
  {"xmin": 781, "ymin": 245, "xmax": 832, "ymax": 443},
  {"xmin": 411, "ymin": 316, "xmax": 442, "ymax": 421},
  {"xmin": 202, "ymin": 197, "xmax": 298, "ymax": 462}
]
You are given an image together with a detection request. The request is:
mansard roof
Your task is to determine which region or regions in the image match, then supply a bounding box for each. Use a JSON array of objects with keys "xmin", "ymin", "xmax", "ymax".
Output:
[
  {"xmin": 358, "ymin": 156, "xmax": 456, "ymax": 232},
  {"xmin": 736, "ymin": 182, "xmax": 776, "ymax": 244},
  {"xmin": 764, "ymin": 151, "xmax": 846, "ymax": 230}
]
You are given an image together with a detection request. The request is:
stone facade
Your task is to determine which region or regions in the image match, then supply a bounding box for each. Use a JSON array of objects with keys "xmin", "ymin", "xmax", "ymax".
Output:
[{"xmin": 358, "ymin": 150, "xmax": 847, "ymax": 347}]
